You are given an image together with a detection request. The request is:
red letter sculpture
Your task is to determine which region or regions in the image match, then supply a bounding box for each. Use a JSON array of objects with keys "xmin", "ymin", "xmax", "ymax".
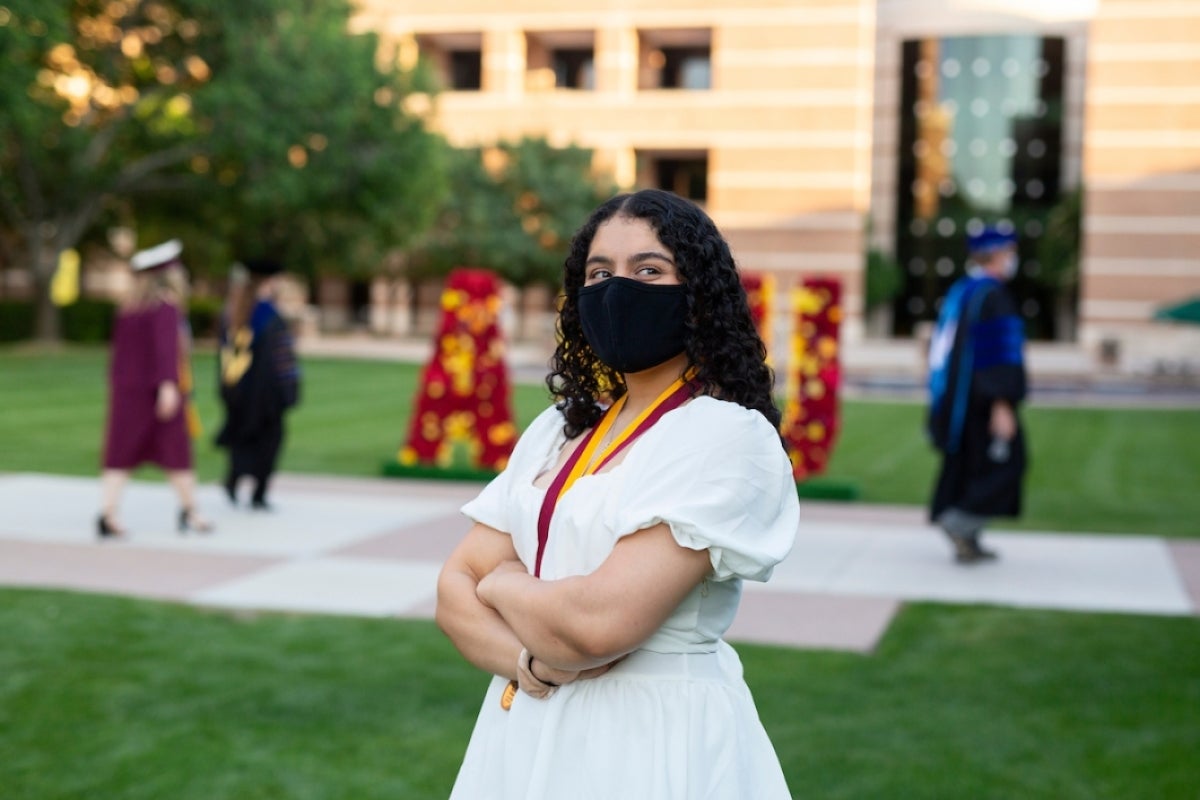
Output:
[
  {"xmin": 781, "ymin": 277, "xmax": 842, "ymax": 480},
  {"xmin": 397, "ymin": 268, "xmax": 517, "ymax": 473}
]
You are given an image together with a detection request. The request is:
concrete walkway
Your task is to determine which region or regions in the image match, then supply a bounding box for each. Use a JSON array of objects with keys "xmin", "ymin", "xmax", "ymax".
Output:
[{"xmin": 1, "ymin": 472, "xmax": 1197, "ymax": 653}]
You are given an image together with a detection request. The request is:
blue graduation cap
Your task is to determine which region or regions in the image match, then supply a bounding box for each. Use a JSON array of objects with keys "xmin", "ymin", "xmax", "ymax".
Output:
[{"xmin": 966, "ymin": 225, "xmax": 1017, "ymax": 255}]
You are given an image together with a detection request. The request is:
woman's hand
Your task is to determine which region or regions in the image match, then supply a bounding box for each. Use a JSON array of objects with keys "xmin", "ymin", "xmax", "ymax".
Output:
[
  {"xmin": 476, "ymin": 559, "xmax": 529, "ymax": 608},
  {"xmin": 489, "ymin": 559, "xmax": 529, "ymax": 578},
  {"xmin": 479, "ymin": 524, "xmax": 710, "ymax": 671},
  {"xmin": 517, "ymin": 650, "xmax": 623, "ymax": 699},
  {"xmin": 516, "ymin": 648, "xmax": 566, "ymax": 699},
  {"xmin": 989, "ymin": 400, "xmax": 1016, "ymax": 440},
  {"xmin": 156, "ymin": 382, "xmax": 180, "ymax": 421}
]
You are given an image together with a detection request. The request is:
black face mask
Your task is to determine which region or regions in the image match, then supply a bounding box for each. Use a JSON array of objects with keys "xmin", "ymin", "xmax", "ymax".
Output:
[{"xmin": 577, "ymin": 277, "xmax": 689, "ymax": 374}]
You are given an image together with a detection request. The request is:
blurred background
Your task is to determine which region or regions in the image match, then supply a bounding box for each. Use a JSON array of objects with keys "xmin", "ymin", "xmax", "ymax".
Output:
[
  {"xmin": 2, "ymin": 4, "xmax": 1199, "ymax": 799},
  {"xmin": 3, "ymin": 0, "xmax": 1198, "ymax": 388}
]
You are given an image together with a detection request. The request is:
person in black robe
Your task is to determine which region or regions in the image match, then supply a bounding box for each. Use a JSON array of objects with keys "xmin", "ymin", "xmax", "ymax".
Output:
[
  {"xmin": 926, "ymin": 226, "xmax": 1028, "ymax": 564},
  {"xmin": 215, "ymin": 258, "xmax": 300, "ymax": 510}
]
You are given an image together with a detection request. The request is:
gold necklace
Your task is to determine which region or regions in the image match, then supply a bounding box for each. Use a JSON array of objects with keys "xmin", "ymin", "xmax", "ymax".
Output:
[{"xmin": 593, "ymin": 412, "xmax": 622, "ymax": 466}]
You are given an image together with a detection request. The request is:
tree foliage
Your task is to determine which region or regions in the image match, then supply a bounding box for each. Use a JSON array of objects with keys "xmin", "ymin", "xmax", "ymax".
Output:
[
  {"xmin": 175, "ymin": 1, "xmax": 445, "ymax": 278},
  {"xmin": 0, "ymin": 0, "xmax": 444, "ymax": 339},
  {"xmin": 864, "ymin": 248, "xmax": 903, "ymax": 310},
  {"xmin": 408, "ymin": 137, "xmax": 615, "ymax": 289},
  {"xmin": 1035, "ymin": 185, "xmax": 1082, "ymax": 291}
]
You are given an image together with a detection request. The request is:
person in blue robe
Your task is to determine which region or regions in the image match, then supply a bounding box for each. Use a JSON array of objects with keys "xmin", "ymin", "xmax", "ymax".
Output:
[{"xmin": 926, "ymin": 225, "xmax": 1028, "ymax": 563}]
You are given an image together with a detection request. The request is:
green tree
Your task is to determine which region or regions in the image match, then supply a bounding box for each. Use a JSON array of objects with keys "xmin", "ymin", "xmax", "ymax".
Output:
[
  {"xmin": 405, "ymin": 145, "xmax": 523, "ymax": 283},
  {"xmin": 865, "ymin": 248, "xmax": 903, "ymax": 309},
  {"xmin": 0, "ymin": 0, "xmax": 443, "ymax": 341},
  {"xmin": 1035, "ymin": 186, "xmax": 1082, "ymax": 339},
  {"xmin": 409, "ymin": 137, "xmax": 615, "ymax": 291},
  {"xmin": 492, "ymin": 137, "xmax": 615, "ymax": 289},
  {"xmin": 173, "ymin": 1, "xmax": 444, "ymax": 282}
]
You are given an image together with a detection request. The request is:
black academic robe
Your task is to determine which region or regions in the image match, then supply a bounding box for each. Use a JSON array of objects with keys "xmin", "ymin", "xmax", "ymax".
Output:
[
  {"xmin": 928, "ymin": 282, "xmax": 1028, "ymax": 521},
  {"xmin": 215, "ymin": 303, "xmax": 299, "ymax": 484}
]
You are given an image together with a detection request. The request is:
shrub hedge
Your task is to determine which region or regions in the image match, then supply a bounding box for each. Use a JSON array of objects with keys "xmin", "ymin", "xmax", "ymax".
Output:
[
  {"xmin": 0, "ymin": 301, "xmax": 36, "ymax": 343},
  {"xmin": 0, "ymin": 298, "xmax": 222, "ymax": 343}
]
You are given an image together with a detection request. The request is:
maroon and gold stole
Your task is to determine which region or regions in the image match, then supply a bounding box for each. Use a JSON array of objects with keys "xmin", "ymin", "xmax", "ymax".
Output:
[{"xmin": 499, "ymin": 375, "xmax": 697, "ymax": 710}]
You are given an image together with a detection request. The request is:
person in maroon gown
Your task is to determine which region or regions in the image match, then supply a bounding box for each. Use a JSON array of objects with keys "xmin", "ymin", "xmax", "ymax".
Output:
[{"xmin": 98, "ymin": 239, "xmax": 213, "ymax": 538}]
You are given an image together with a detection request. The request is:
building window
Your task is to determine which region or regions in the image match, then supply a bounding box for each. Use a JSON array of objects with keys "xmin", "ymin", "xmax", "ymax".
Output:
[
  {"xmin": 526, "ymin": 32, "xmax": 595, "ymax": 91},
  {"xmin": 552, "ymin": 48, "xmax": 594, "ymax": 89},
  {"xmin": 638, "ymin": 151, "xmax": 708, "ymax": 203},
  {"xmin": 894, "ymin": 34, "xmax": 1068, "ymax": 339},
  {"xmin": 639, "ymin": 29, "xmax": 712, "ymax": 90},
  {"xmin": 349, "ymin": 279, "xmax": 372, "ymax": 327},
  {"xmin": 661, "ymin": 47, "xmax": 710, "ymax": 89},
  {"xmin": 416, "ymin": 33, "xmax": 484, "ymax": 92},
  {"xmin": 449, "ymin": 49, "xmax": 482, "ymax": 90}
]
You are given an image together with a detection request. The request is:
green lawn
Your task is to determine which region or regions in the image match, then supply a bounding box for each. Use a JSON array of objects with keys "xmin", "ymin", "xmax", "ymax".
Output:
[
  {"xmin": 820, "ymin": 400, "xmax": 1200, "ymax": 537},
  {"xmin": 0, "ymin": 345, "xmax": 554, "ymax": 482},
  {"xmin": 2, "ymin": 344, "xmax": 1197, "ymax": 535},
  {"xmin": 2, "ymin": 588, "xmax": 1196, "ymax": 799},
  {"xmin": 2, "ymin": 347, "xmax": 1197, "ymax": 797}
]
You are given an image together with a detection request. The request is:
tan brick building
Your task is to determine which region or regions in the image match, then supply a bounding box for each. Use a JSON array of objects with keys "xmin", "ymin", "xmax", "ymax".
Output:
[
  {"xmin": 870, "ymin": 0, "xmax": 1199, "ymax": 376},
  {"xmin": 1077, "ymin": 0, "xmax": 1200, "ymax": 375},
  {"xmin": 349, "ymin": 0, "xmax": 1200, "ymax": 378},
  {"xmin": 1, "ymin": 1, "xmax": 1192, "ymax": 377},
  {"xmin": 352, "ymin": 0, "xmax": 877, "ymax": 362}
]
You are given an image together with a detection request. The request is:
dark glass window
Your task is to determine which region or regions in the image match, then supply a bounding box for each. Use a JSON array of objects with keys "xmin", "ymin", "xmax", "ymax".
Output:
[
  {"xmin": 656, "ymin": 157, "xmax": 708, "ymax": 202},
  {"xmin": 552, "ymin": 48, "xmax": 594, "ymax": 89},
  {"xmin": 349, "ymin": 280, "xmax": 371, "ymax": 327},
  {"xmin": 894, "ymin": 35, "xmax": 1068, "ymax": 340},
  {"xmin": 661, "ymin": 47, "xmax": 710, "ymax": 89},
  {"xmin": 449, "ymin": 49, "xmax": 482, "ymax": 90}
]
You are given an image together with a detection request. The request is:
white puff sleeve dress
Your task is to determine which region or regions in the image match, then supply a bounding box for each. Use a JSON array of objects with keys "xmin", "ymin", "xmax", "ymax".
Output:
[{"xmin": 449, "ymin": 396, "xmax": 800, "ymax": 800}]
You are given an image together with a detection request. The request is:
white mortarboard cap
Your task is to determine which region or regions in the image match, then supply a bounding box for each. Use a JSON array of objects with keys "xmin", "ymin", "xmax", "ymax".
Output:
[{"xmin": 130, "ymin": 239, "xmax": 183, "ymax": 271}]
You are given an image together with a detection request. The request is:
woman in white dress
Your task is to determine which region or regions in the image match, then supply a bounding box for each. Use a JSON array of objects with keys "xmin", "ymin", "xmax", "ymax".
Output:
[{"xmin": 437, "ymin": 189, "xmax": 800, "ymax": 799}]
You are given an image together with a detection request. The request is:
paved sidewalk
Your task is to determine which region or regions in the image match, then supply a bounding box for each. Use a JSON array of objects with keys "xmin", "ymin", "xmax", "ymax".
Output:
[{"xmin": 1, "ymin": 472, "xmax": 1196, "ymax": 653}]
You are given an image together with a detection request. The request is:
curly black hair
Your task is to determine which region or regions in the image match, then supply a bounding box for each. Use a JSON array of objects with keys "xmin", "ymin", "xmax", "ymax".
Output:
[{"xmin": 546, "ymin": 189, "xmax": 780, "ymax": 439}]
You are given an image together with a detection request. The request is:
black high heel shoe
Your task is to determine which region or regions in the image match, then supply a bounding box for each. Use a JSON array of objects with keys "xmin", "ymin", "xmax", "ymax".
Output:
[
  {"xmin": 178, "ymin": 508, "xmax": 214, "ymax": 534},
  {"xmin": 97, "ymin": 514, "xmax": 125, "ymax": 540},
  {"xmin": 223, "ymin": 475, "xmax": 238, "ymax": 507}
]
